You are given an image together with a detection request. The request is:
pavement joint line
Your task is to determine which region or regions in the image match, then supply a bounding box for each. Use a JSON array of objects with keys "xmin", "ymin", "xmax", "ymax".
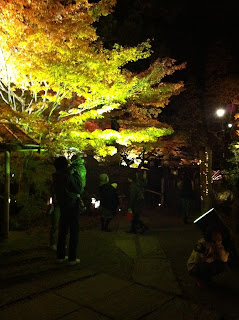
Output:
[
  {"xmin": 56, "ymin": 303, "xmax": 114, "ymax": 320},
  {"xmin": 55, "ymin": 280, "xmax": 136, "ymax": 306},
  {"xmin": 135, "ymin": 256, "xmax": 167, "ymax": 260},
  {"xmin": 0, "ymin": 263, "xmax": 81, "ymax": 286},
  {"xmin": 136, "ymin": 296, "xmax": 175, "ymax": 320},
  {"xmin": 134, "ymin": 281, "xmax": 183, "ymax": 298},
  {"xmin": 0, "ymin": 256, "xmax": 52, "ymax": 271},
  {"xmin": 0, "ymin": 246, "xmax": 50, "ymax": 256},
  {"xmin": 0, "ymin": 271, "xmax": 98, "ymax": 311},
  {"xmin": 54, "ymin": 282, "xmax": 136, "ymax": 310}
]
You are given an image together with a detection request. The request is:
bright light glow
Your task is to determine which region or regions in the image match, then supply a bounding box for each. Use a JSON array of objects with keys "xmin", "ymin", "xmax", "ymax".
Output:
[
  {"xmin": 193, "ymin": 208, "xmax": 214, "ymax": 223},
  {"xmin": 91, "ymin": 197, "xmax": 100, "ymax": 209},
  {"xmin": 8, "ymin": 198, "xmax": 11, "ymax": 203},
  {"xmin": 49, "ymin": 197, "xmax": 52, "ymax": 205},
  {"xmin": 216, "ymin": 108, "xmax": 225, "ymax": 117},
  {"xmin": 211, "ymin": 170, "xmax": 222, "ymax": 182},
  {"xmin": 11, "ymin": 173, "xmax": 15, "ymax": 177},
  {"xmin": 158, "ymin": 203, "xmax": 161, "ymax": 206},
  {"xmin": 228, "ymin": 123, "xmax": 232, "ymax": 128}
]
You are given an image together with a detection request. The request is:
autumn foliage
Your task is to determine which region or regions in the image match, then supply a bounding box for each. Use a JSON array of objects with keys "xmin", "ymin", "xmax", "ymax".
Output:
[{"xmin": 0, "ymin": 0, "xmax": 185, "ymax": 157}]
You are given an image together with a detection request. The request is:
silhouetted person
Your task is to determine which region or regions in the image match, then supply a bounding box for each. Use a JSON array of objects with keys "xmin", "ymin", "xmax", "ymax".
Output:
[
  {"xmin": 178, "ymin": 171, "xmax": 194, "ymax": 224},
  {"xmin": 53, "ymin": 156, "xmax": 82, "ymax": 265},
  {"xmin": 99, "ymin": 173, "xmax": 119, "ymax": 232},
  {"xmin": 187, "ymin": 225, "xmax": 229, "ymax": 288},
  {"xmin": 128, "ymin": 169, "xmax": 148, "ymax": 234}
]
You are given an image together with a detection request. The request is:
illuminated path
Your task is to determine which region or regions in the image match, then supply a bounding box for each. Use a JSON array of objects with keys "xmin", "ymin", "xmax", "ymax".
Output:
[{"xmin": 0, "ymin": 228, "xmax": 220, "ymax": 320}]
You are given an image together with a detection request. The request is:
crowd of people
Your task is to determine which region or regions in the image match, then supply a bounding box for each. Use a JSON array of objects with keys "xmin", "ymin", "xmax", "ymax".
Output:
[
  {"xmin": 48, "ymin": 156, "xmax": 232, "ymax": 289},
  {"xmin": 49, "ymin": 155, "xmax": 149, "ymax": 265}
]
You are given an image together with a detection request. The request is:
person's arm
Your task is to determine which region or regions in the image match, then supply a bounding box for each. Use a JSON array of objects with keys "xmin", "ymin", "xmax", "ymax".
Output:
[
  {"xmin": 128, "ymin": 184, "xmax": 137, "ymax": 212},
  {"xmin": 187, "ymin": 248, "xmax": 202, "ymax": 271},
  {"xmin": 216, "ymin": 241, "xmax": 229, "ymax": 262},
  {"xmin": 187, "ymin": 239, "xmax": 207, "ymax": 271}
]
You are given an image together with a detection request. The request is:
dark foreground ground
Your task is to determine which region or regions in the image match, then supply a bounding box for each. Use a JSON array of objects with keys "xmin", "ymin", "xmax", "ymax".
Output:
[{"xmin": 0, "ymin": 205, "xmax": 239, "ymax": 320}]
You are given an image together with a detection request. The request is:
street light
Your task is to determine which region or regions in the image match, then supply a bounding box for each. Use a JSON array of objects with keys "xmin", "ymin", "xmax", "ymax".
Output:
[{"xmin": 216, "ymin": 108, "xmax": 226, "ymax": 117}]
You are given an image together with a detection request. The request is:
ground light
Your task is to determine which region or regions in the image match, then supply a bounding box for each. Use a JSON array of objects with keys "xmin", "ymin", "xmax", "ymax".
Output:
[{"xmin": 91, "ymin": 197, "xmax": 100, "ymax": 209}]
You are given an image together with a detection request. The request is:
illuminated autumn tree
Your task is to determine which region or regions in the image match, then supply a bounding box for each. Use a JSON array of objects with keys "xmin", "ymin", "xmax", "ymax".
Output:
[{"xmin": 0, "ymin": 0, "xmax": 185, "ymax": 157}]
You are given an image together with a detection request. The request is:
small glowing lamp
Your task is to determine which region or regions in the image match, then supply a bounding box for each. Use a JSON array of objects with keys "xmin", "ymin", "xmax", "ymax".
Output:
[
  {"xmin": 228, "ymin": 123, "xmax": 232, "ymax": 128},
  {"xmin": 216, "ymin": 108, "xmax": 225, "ymax": 117},
  {"xmin": 91, "ymin": 197, "xmax": 100, "ymax": 208}
]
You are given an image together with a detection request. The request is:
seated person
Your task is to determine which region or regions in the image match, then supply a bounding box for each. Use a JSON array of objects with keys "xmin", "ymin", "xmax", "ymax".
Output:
[{"xmin": 187, "ymin": 225, "xmax": 229, "ymax": 288}]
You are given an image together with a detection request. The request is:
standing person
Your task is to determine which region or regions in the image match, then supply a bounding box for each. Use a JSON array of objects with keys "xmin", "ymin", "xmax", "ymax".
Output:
[
  {"xmin": 52, "ymin": 156, "xmax": 82, "ymax": 265},
  {"xmin": 70, "ymin": 155, "xmax": 87, "ymax": 213},
  {"xmin": 178, "ymin": 171, "xmax": 194, "ymax": 224},
  {"xmin": 127, "ymin": 169, "xmax": 148, "ymax": 234},
  {"xmin": 187, "ymin": 225, "xmax": 229, "ymax": 288},
  {"xmin": 99, "ymin": 173, "xmax": 119, "ymax": 232}
]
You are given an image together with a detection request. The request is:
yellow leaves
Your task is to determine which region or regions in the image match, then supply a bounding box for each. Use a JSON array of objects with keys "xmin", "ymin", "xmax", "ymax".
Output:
[
  {"xmin": 88, "ymin": 0, "xmax": 116, "ymax": 21},
  {"xmin": 97, "ymin": 129, "xmax": 120, "ymax": 141},
  {"xmin": 97, "ymin": 145, "xmax": 117, "ymax": 157},
  {"xmin": 234, "ymin": 113, "xmax": 239, "ymax": 120},
  {"xmin": 0, "ymin": 0, "xmax": 184, "ymax": 156}
]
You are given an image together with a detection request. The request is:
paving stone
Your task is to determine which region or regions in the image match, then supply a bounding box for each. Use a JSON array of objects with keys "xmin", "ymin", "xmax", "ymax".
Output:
[
  {"xmin": 133, "ymin": 257, "xmax": 182, "ymax": 295},
  {"xmin": 56, "ymin": 273, "xmax": 133, "ymax": 305},
  {"xmin": 139, "ymin": 236, "xmax": 166, "ymax": 258},
  {"xmin": 60, "ymin": 307, "xmax": 110, "ymax": 320},
  {"xmin": 0, "ymin": 293, "xmax": 79, "ymax": 320},
  {"xmin": 140, "ymin": 297, "xmax": 221, "ymax": 320},
  {"xmin": 90, "ymin": 283, "xmax": 172, "ymax": 320},
  {"xmin": 0, "ymin": 269, "xmax": 94, "ymax": 307},
  {"xmin": 115, "ymin": 239, "xmax": 138, "ymax": 258}
]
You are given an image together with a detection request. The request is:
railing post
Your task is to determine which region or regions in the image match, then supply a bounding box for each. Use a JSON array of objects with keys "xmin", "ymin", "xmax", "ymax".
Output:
[{"xmin": 2, "ymin": 151, "xmax": 10, "ymax": 239}]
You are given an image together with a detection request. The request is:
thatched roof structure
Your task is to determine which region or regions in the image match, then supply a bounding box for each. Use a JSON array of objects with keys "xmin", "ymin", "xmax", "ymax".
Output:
[
  {"xmin": 0, "ymin": 121, "xmax": 41, "ymax": 240},
  {"xmin": 0, "ymin": 121, "xmax": 40, "ymax": 151}
]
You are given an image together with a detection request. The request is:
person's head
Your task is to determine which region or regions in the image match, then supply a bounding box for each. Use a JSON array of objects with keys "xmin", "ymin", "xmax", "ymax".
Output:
[
  {"xmin": 99, "ymin": 173, "xmax": 109, "ymax": 186},
  {"xmin": 204, "ymin": 225, "xmax": 223, "ymax": 242},
  {"xmin": 71, "ymin": 155, "xmax": 85, "ymax": 165},
  {"xmin": 54, "ymin": 156, "xmax": 68, "ymax": 171}
]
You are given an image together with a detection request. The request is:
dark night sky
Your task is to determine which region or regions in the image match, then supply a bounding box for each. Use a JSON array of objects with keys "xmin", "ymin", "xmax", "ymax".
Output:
[
  {"xmin": 97, "ymin": 0, "xmax": 239, "ymax": 79},
  {"xmin": 97, "ymin": 0, "xmax": 239, "ymax": 165}
]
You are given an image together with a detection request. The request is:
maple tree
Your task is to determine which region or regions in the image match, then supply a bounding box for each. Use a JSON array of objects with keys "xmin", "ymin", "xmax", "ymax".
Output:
[{"xmin": 0, "ymin": 0, "xmax": 185, "ymax": 157}]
